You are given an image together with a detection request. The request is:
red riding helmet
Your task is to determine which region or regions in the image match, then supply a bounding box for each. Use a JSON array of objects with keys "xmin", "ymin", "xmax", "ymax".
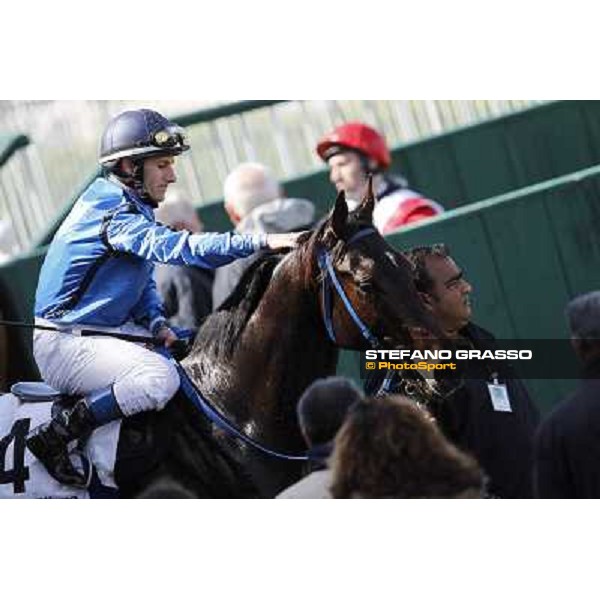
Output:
[{"xmin": 316, "ymin": 122, "xmax": 391, "ymax": 170}]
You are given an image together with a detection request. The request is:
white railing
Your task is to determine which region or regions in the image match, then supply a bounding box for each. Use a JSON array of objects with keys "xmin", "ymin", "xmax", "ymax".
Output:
[{"xmin": 0, "ymin": 99, "xmax": 543, "ymax": 255}]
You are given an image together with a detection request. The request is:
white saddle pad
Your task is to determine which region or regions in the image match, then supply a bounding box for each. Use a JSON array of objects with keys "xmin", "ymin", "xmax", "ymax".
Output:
[{"xmin": 0, "ymin": 393, "xmax": 121, "ymax": 499}]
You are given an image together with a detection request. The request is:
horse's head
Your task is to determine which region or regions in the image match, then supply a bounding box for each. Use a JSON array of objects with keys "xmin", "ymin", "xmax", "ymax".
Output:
[{"xmin": 304, "ymin": 179, "xmax": 442, "ymax": 350}]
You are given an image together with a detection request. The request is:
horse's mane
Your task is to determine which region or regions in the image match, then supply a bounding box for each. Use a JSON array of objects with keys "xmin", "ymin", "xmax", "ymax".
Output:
[{"xmin": 193, "ymin": 253, "xmax": 283, "ymax": 361}]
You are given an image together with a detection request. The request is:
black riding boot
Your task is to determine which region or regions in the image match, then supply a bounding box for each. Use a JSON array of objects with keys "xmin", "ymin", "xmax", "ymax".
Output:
[{"xmin": 26, "ymin": 400, "xmax": 97, "ymax": 488}]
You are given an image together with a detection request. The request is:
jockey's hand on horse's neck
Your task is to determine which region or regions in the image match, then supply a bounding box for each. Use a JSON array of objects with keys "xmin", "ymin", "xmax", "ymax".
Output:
[{"xmin": 265, "ymin": 231, "xmax": 308, "ymax": 251}]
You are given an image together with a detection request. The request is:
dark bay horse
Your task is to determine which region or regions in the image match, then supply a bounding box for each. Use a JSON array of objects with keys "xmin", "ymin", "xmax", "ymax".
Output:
[
  {"xmin": 0, "ymin": 186, "xmax": 438, "ymax": 498},
  {"xmin": 180, "ymin": 187, "xmax": 440, "ymax": 496}
]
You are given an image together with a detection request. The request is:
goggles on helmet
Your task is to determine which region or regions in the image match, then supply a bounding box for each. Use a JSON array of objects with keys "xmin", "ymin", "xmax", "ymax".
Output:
[
  {"xmin": 99, "ymin": 125, "xmax": 190, "ymax": 165},
  {"xmin": 152, "ymin": 126, "xmax": 189, "ymax": 150}
]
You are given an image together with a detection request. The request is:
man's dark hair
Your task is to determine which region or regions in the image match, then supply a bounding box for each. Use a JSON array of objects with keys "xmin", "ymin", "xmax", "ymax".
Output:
[
  {"xmin": 404, "ymin": 244, "xmax": 450, "ymax": 294},
  {"xmin": 566, "ymin": 291, "xmax": 600, "ymax": 340},
  {"xmin": 297, "ymin": 377, "xmax": 364, "ymax": 446}
]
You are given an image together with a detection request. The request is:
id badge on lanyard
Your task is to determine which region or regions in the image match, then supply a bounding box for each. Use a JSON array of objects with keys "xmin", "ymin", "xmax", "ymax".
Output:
[{"xmin": 487, "ymin": 375, "xmax": 512, "ymax": 412}]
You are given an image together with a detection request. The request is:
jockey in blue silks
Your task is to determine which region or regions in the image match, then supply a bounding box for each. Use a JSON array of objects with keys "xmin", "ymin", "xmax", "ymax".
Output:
[{"xmin": 27, "ymin": 108, "xmax": 303, "ymax": 487}]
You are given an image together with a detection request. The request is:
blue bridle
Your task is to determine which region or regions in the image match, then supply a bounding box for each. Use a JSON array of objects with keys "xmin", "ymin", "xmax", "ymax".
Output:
[{"xmin": 317, "ymin": 227, "xmax": 381, "ymax": 349}]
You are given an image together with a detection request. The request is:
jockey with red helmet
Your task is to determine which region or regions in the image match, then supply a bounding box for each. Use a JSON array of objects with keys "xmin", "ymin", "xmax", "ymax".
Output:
[
  {"xmin": 316, "ymin": 122, "xmax": 444, "ymax": 234},
  {"xmin": 27, "ymin": 108, "xmax": 303, "ymax": 488}
]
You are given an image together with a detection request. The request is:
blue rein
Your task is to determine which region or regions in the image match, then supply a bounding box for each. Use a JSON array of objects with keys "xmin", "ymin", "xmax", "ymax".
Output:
[
  {"xmin": 174, "ymin": 363, "xmax": 310, "ymax": 461},
  {"xmin": 317, "ymin": 227, "xmax": 381, "ymax": 349},
  {"xmin": 166, "ymin": 227, "xmax": 382, "ymax": 463}
]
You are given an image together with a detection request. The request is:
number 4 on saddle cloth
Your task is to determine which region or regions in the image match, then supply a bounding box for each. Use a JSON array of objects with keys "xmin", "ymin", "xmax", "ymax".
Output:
[
  {"xmin": 0, "ymin": 331, "xmax": 197, "ymax": 499},
  {"xmin": 0, "ymin": 383, "xmax": 121, "ymax": 498}
]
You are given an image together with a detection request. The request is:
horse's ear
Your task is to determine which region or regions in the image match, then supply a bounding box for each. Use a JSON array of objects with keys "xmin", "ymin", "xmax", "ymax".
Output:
[
  {"xmin": 354, "ymin": 174, "xmax": 376, "ymax": 222},
  {"xmin": 330, "ymin": 190, "xmax": 348, "ymax": 237}
]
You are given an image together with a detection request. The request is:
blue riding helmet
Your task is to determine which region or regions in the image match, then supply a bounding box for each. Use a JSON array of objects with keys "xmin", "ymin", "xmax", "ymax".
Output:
[{"xmin": 99, "ymin": 109, "xmax": 190, "ymax": 167}]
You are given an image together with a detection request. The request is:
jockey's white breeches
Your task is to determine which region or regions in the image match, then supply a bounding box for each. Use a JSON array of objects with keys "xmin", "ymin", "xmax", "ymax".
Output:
[{"xmin": 33, "ymin": 321, "xmax": 180, "ymax": 417}]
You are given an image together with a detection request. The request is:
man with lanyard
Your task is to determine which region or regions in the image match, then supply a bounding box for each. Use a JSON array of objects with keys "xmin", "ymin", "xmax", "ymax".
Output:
[
  {"xmin": 316, "ymin": 121, "xmax": 444, "ymax": 234},
  {"xmin": 366, "ymin": 244, "xmax": 540, "ymax": 498},
  {"xmin": 28, "ymin": 108, "xmax": 302, "ymax": 487}
]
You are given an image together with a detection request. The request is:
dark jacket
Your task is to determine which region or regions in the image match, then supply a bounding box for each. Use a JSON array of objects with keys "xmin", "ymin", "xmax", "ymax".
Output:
[
  {"xmin": 155, "ymin": 264, "xmax": 214, "ymax": 330},
  {"xmin": 366, "ymin": 323, "xmax": 540, "ymax": 498},
  {"xmin": 212, "ymin": 198, "xmax": 315, "ymax": 309},
  {"xmin": 534, "ymin": 357, "xmax": 600, "ymax": 498}
]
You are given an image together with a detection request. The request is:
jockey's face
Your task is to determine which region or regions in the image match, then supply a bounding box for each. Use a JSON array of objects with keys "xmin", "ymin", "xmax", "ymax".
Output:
[
  {"xmin": 422, "ymin": 255, "xmax": 473, "ymax": 336},
  {"xmin": 143, "ymin": 155, "xmax": 177, "ymax": 203},
  {"xmin": 327, "ymin": 151, "xmax": 367, "ymax": 203}
]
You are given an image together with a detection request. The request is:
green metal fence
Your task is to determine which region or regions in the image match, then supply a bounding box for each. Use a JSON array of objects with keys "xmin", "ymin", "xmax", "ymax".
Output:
[
  {"xmin": 392, "ymin": 100, "xmax": 600, "ymax": 208},
  {"xmin": 0, "ymin": 132, "xmax": 57, "ymax": 254},
  {"xmin": 0, "ymin": 133, "xmax": 29, "ymax": 168},
  {"xmin": 6, "ymin": 163, "xmax": 600, "ymax": 408},
  {"xmin": 0, "ymin": 133, "xmax": 31, "ymax": 252}
]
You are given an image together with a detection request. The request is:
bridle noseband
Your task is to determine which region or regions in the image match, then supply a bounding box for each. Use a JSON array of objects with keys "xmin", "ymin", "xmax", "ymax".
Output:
[{"xmin": 317, "ymin": 227, "xmax": 381, "ymax": 349}]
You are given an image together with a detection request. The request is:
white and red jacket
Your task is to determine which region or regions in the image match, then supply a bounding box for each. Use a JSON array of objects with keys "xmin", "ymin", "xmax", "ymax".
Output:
[{"xmin": 372, "ymin": 177, "xmax": 444, "ymax": 235}]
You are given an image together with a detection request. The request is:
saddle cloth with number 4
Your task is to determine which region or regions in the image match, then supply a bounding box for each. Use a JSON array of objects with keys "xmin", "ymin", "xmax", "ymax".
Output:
[{"xmin": 0, "ymin": 392, "xmax": 121, "ymax": 498}]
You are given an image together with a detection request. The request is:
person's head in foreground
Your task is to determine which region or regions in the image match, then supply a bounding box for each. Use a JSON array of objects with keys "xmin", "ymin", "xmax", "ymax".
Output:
[
  {"xmin": 297, "ymin": 377, "xmax": 364, "ymax": 460},
  {"xmin": 330, "ymin": 395, "xmax": 484, "ymax": 498}
]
